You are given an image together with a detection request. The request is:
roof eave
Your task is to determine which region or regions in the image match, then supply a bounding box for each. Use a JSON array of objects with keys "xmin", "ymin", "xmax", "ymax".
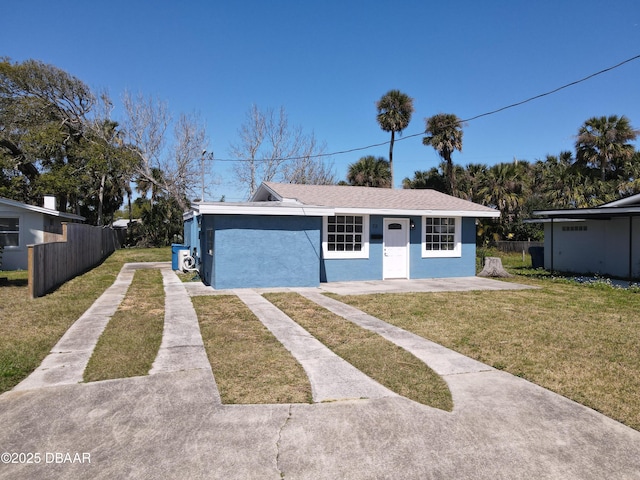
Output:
[
  {"xmin": 533, "ymin": 206, "xmax": 640, "ymax": 218},
  {"xmin": 195, "ymin": 203, "xmax": 334, "ymax": 216},
  {"xmin": 332, "ymin": 207, "xmax": 500, "ymax": 218},
  {"xmin": 250, "ymin": 183, "xmax": 282, "ymax": 202},
  {"xmin": 0, "ymin": 197, "xmax": 85, "ymax": 221}
]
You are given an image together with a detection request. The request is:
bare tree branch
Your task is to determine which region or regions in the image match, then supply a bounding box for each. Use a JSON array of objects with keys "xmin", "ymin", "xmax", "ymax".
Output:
[
  {"xmin": 230, "ymin": 105, "xmax": 331, "ymax": 197},
  {"xmin": 121, "ymin": 91, "xmax": 207, "ymax": 210}
]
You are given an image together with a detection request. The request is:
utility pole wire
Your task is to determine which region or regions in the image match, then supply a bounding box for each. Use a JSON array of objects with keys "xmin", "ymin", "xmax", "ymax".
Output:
[{"xmin": 210, "ymin": 54, "xmax": 640, "ymax": 163}]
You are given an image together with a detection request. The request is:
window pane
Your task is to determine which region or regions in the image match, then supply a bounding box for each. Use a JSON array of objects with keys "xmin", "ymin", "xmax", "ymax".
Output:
[
  {"xmin": 424, "ymin": 217, "xmax": 456, "ymax": 254},
  {"xmin": 0, "ymin": 218, "xmax": 19, "ymax": 230},
  {"xmin": 0, "ymin": 233, "xmax": 19, "ymax": 247},
  {"xmin": 326, "ymin": 215, "xmax": 365, "ymax": 255}
]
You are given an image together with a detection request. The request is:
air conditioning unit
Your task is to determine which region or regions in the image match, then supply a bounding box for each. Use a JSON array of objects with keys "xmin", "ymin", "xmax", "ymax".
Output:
[
  {"xmin": 178, "ymin": 249, "xmax": 190, "ymax": 271},
  {"xmin": 178, "ymin": 249, "xmax": 197, "ymax": 272}
]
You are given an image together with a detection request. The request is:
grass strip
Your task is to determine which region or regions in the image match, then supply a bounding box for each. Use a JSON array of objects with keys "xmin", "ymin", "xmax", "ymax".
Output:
[
  {"xmin": 0, "ymin": 247, "xmax": 169, "ymax": 393},
  {"xmin": 192, "ymin": 295, "xmax": 312, "ymax": 404},
  {"xmin": 334, "ymin": 278, "xmax": 640, "ymax": 431},
  {"xmin": 264, "ymin": 292, "xmax": 453, "ymax": 411},
  {"xmin": 84, "ymin": 268, "xmax": 165, "ymax": 382}
]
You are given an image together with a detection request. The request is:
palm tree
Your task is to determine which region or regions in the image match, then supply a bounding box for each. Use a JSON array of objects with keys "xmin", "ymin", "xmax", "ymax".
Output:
[
  {"xmin": 135, "ymin": 167, "xmax": 164, "ymax": 207},
  {"xmin": 478, "ymin": 162, "xmax": 525, "ymax": 217},
  {"xmin": 575, "ymin": 115, "xmax": 638, "ymax": 181},
  {"xmin": 402, "ymin": 166, "xmax": 446, "ymax": 192},
  {"xmin": 457, "ymin": 162, "xmax": 488, "ymax": 203},
  {"xmin": 347, "ymin": 156, "xmax": 391, "ymax": 187},
  {"xmin": 376, "ymin": 90, "xmax": 414, "ymax": 188},
  {"xmin": 423, "ymin": 113, "xmax": 463, "ymax": 195}
]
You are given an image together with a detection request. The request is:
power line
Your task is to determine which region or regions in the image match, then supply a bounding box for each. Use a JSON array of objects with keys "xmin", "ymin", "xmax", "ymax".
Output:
[{"xmin": 213, "ymin": 54, "xmax": 640, "ymax": 163}]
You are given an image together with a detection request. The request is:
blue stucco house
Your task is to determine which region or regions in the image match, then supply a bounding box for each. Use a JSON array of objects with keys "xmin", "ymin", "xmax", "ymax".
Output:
[{"xmin": 183, "ymin": 182, "xmax": 500, "ymax": 289}]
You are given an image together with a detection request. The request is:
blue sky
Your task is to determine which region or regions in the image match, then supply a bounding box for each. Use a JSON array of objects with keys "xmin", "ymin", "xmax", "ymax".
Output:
[{"xmin": 3, "ymin": 0, "xmax": 640, "ymax": 200}]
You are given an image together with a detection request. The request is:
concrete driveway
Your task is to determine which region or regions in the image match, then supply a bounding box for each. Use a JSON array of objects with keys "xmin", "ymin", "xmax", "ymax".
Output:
[{"xmin": 1, "ymin": 264, "xmax": 639, "ymax": 479}]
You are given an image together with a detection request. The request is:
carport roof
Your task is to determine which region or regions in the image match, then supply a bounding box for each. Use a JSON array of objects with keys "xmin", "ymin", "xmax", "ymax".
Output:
[{"xmin": 532, "ymin": 193, "xmax": 640, "ymax": 220}]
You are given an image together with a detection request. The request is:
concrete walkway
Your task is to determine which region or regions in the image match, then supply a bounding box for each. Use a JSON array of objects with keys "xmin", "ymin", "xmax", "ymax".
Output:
[
  {"xmin": 149, "ymin": 268, "xmax": 214, "ymax": 377},
  {"xmin": 313, "ymin": 276, "xmax": 538, "ymax": 295},
  {"xmin": 234, "ymin": 289, "xmax": 396, "ymax": 402},
  {"xmin": 12, "ymin": 263, "xmax": 140, "ymax": 391},
  {"xmin": 184, "ymin": 275, "xmax": 538, "ymax": 297},
  {"xmin": 296, "ymin": 290, "xmax": 493, "ymax": 400},
  {"xmin": 2, "ymin": 266, "xmax": 640, "ymax": 479}
]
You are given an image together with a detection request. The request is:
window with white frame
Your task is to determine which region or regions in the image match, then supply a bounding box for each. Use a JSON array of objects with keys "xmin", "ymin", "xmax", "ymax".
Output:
[
  {"xmin": 422, "ymin": 216, "xmax": 461, "ymax": 257},
  {"xmin": 323, "ymin": 215, "xmax": 369, "ymax": 259},
  {"xmin": 0, "ymin": 216, "xmax": 19, "ymax": 248}
]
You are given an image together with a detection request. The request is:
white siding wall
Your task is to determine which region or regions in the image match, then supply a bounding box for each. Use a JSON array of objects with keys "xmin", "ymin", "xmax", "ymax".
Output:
[
  {"xmin": 544, "ymin": 217, "xmax": 640, "ymax": 278},
  {"xmin": 0, "ymin": 206, "xmax": 45, "ymax": 270}
]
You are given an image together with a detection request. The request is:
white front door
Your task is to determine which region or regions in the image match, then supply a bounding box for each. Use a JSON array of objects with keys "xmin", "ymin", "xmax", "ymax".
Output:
[{"xmin": 383, "ymin": 218, "xmax": 409, "ymax": 279}]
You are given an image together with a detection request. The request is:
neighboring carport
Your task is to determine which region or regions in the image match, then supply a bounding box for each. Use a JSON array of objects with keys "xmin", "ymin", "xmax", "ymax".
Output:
[{"xmin": 531, "ymin": 201, "xmax": 640, "ymax": 282}]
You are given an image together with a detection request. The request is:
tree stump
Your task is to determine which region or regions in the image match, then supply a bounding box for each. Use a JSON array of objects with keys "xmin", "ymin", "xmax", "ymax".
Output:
[{"xmin": 478, "ymin": 257, "xmax": 512, "ymax": 278}]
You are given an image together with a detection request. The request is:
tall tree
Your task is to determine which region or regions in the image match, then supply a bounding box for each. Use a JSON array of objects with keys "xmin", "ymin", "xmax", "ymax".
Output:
[
  {"xmin": 230, "ymin": 105, "xmax": 327, "ymax": 197},
  {"xmin": 0, "ymin": 58, "xmax": 95, "ymax": 208},
  {"xmin": 347, "ymin": 156, "xmax": 391, "ymax": 187},
  {"xmin": 280, "ymin": 154, "xmax": 336, "ymax": 185},
  {"xmin": 376, "ymin": 90, "xmax": 414, "ymax": 189},
  {"xmin": 478, "ymin": 162, "xmax": 527, "ymax": 213},
  {"xmin": 402, "ymin": 167, "xmax": 446, "ymax": 191},
  {"xmin": 122, "ymin": 91, "xmax": 207, "ymax": 211},
  {"xmin": 423, "ymin": 113, "xmax": 463, "ymax": 195},
  {"xmin": 575, "ymin": 115, "xmax": 638, "ymax": 181}
]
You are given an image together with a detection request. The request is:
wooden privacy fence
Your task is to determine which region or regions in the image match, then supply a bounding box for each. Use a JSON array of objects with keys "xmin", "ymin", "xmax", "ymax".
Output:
[{"xmin": 28, "ymin": 223, "xmax": 125, "ymax": 298}]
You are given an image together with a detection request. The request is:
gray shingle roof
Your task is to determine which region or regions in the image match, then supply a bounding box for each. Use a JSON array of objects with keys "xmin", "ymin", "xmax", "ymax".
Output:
[{"xmin": 262, "ymin": 182, "xmax": 498, "ymax": 215}]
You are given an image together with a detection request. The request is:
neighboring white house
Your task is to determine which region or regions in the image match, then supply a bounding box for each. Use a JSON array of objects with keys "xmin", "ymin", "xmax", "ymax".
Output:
[
  {"xmin": 0, "ymin": 196, "xmax": 85, "ymax": 270},
  {"xmin": 532, "ymin": 193, "xmax": 640, "ymax": 280}
]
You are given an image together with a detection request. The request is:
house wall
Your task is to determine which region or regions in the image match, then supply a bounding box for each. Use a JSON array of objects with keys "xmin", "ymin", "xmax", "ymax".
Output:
[
  {"xmin": 321, "ymin": 216, "xmax": 477, "ymax": 282},
  {"xmin": 0, "ymin": 206, "xmax": 45, "ymax": 270},
  {"xmin": 183, "ymin": 215, "xmax": 200, "ymax": 258},
  {"xmin": 204, "ymin": 214, "xmax": 322, "ymax": 289},
  {"xmin": 320, "ymin": 215, "xmax": 384, "ymax": 282},
  {"xmin": 544, "ymin": 217, "xmax": 640, "ymax": 278},
  {"xmin": 410, "ymin": 216, "xmax": 477, "ymax": 278}
]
